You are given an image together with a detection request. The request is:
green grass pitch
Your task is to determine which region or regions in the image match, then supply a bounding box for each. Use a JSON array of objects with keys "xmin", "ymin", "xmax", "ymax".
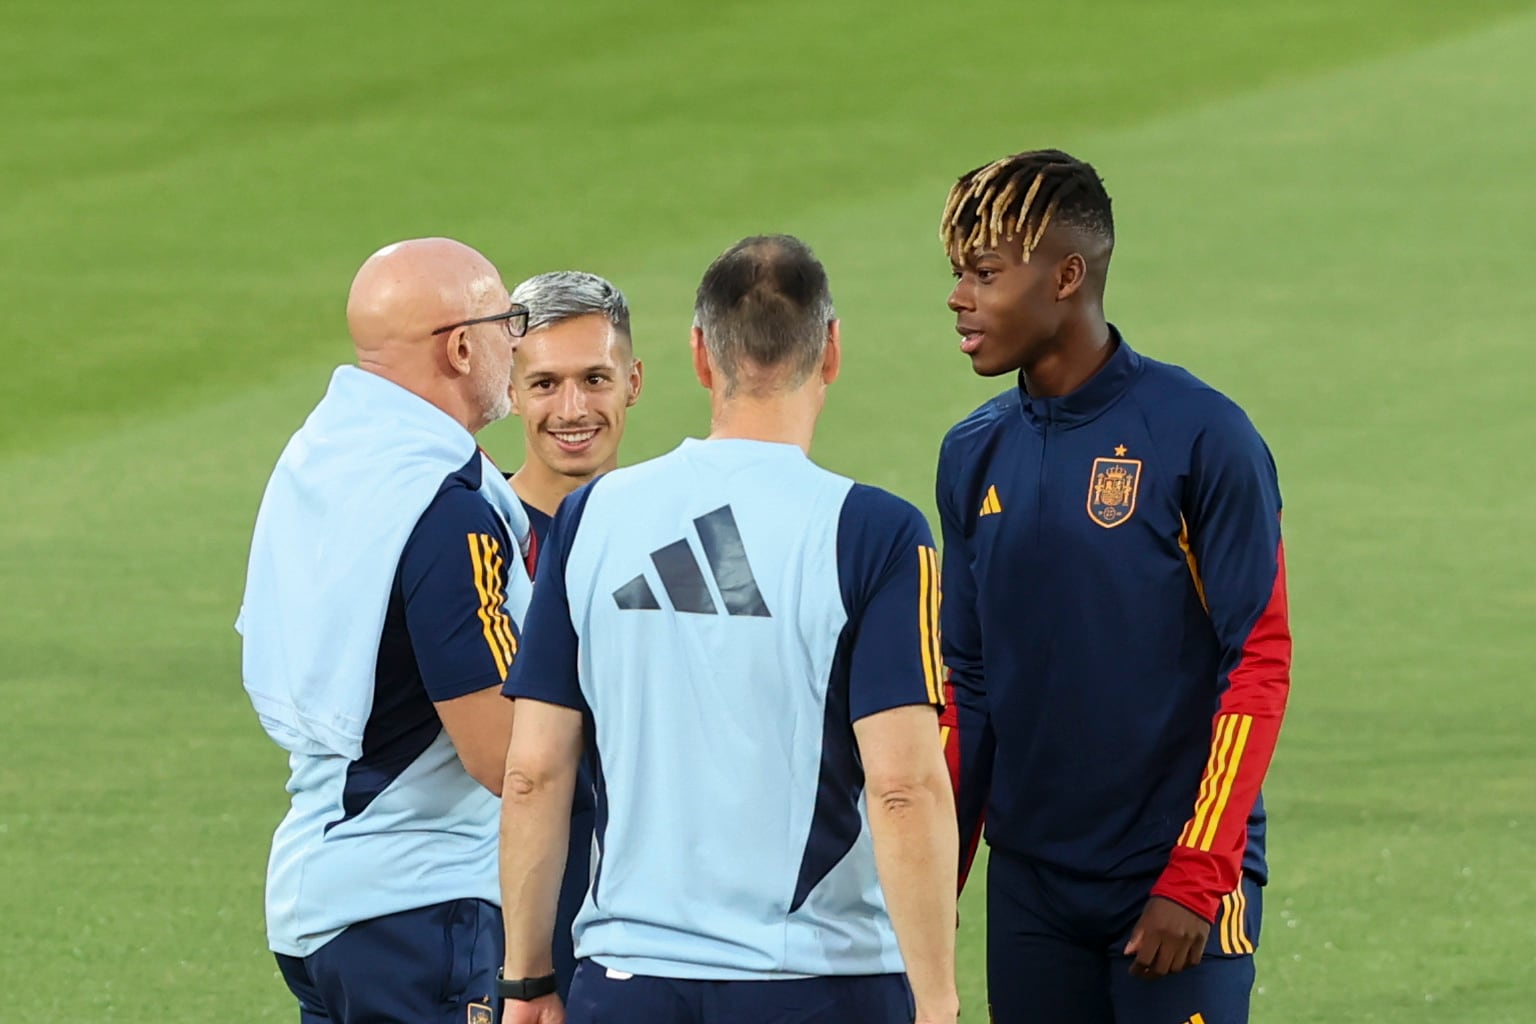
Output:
[{"xmin": 2, "ymin": 1, "xmax": 1534, "ymax": 1019}]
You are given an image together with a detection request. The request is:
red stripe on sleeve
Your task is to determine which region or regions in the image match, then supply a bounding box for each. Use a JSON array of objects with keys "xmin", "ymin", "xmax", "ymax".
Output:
[
  {"xmin": 940, "ymin": 673, "xmax": 986, "ymax": 893},
  {"xmin": 523, "ymin": 526, "xmax": 540, "ymax": 579},
  {"xmin": 939, "ymin": 677, "xmax": 961, "ymax": 793}
]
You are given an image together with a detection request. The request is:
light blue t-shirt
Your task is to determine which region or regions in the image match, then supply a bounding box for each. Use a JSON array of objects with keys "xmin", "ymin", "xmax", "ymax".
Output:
[
  {"xmin": 259, "ymin": 453, "xmax": 526, "ymax": 957},
  {"xmin": 505, "ymin": 438, "xmax": 943, "ymax": 980}
]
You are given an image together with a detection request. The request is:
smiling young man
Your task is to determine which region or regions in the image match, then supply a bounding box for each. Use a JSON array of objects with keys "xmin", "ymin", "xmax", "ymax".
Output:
[
  {"xmin": 503, "ymin": 270, "xmax": 642, "ymax": 1001},
  {"xmin": 507, "ymin": 271, "xmax": 644, "ymax": 546},
  {"xmin": 936, "ymin": 150, "xmax": 1292, "ymax": 1024}
]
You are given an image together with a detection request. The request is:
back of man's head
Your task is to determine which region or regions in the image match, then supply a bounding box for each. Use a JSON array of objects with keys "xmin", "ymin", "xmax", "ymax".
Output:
[{"xmin": 693, "ymin": 235, "xmax": 835, "ymax": 397}]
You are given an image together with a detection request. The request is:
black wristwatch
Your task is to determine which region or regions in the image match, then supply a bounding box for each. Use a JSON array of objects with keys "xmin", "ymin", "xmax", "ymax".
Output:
[{"xmin": 496, "ymin": 968, "xmax": 558, "ymax": 1001}]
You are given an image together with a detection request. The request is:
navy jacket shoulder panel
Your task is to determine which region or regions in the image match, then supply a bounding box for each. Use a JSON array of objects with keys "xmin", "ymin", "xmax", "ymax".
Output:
[
  {"xmin": 1125, "ymin": 357, "xmax": 1269, "ymax": 482},
  {"xmin": 941, "ymin": 388, "xmax": 1018, "ymax": 453},
  {"xmin": 938, "ymin": 389, "xmax": 1018, "ymax": 513},
  {"xmin": 1132, "ymin": 356, "xmax": 1261, "ymax": 432}
]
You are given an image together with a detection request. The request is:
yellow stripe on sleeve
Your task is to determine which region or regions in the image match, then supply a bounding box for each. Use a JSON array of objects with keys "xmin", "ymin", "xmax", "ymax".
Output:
[
  {"xmin": 918, "ymin": 546, "xmax": 941, "ymax": 705},
  {"xmin": 1195, "ymin": 715, "xmax": 1253, "ymax": 851},
  {"xmin": 1184, "ymin": 716, "xmax": 1240, "ymax": 846},
  {"xmin": 1179, "ymin": 715, "xmax": 1238, "ymax": 846},
  {"xmin": 482, "ymin": 537, "xmax": 518, "ymax": 661},
  {"xmin": 467, "ymin": 534, "xmax": 510, "ymax": 682},
  {"xmin": 928, "ymin": 547, "xmax": 943, "ymax": 701},
  {"xmin": 1178, "ymin": 514, "xmax": 1209, "ymax": 613}
]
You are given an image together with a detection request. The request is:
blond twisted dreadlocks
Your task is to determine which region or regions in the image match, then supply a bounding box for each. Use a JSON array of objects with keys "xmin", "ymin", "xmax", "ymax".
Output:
[{"xmin": 940, "ymin": 149, "xmax": 1114, "ymax": 264}]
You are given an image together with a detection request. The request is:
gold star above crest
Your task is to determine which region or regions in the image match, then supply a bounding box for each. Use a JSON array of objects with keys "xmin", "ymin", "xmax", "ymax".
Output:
[{"xmin": 1114, "ymin": 444, "xmax": 1128, "ymax": 457}]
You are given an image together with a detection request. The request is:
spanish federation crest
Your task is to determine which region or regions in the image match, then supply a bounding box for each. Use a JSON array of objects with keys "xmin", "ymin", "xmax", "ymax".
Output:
[
  {"xmin": 466, "ymin": 1002, "xmax": 494, "ymax": 1024},
  {"xmin": 1087, "ymin": 454, "xmax": 1142, "ymax": 528}
]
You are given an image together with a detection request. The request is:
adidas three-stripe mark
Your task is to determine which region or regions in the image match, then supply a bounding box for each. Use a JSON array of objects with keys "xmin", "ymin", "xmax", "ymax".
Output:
[{"xmin": 613, "ymin": 505, "xmax": 771, "ymax": 617}]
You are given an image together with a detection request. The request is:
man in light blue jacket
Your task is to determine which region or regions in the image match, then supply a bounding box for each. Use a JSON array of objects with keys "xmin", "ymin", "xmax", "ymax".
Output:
[{"xmin": 238, "ymin": 237, "xmax": 533, "ymax": 1024}]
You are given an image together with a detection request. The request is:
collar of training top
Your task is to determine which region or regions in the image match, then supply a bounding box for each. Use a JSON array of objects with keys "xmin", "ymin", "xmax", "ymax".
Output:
[{"xmin": 1016, "ymin": 325, "xmax": 1142, "ymax": 428}]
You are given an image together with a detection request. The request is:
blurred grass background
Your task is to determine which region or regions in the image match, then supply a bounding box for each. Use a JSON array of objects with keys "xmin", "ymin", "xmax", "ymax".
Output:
[{"xmin": 2, "ymin": 1, "xmax": 1534, "ymax": 1019}]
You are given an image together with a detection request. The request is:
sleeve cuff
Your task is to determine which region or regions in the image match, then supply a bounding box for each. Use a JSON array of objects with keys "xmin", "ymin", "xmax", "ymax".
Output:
[
  {"xmin": 1151, "ymin": 848, "xmax": 1234, "ymax": 923},
  {"xmin": 1148, "ymin": 882, "xmax": 1219, "ymax": 924},
  {"xmin": 502, "ymin": 678, "xmax": 587, "ymax": 712},
  {"xmin": 427, "ymin": 671, "xmax": 509, "ymax": 703},
  {"xmin": 850, "ymin": 697, "xmax": 943, "ymax": 723}
]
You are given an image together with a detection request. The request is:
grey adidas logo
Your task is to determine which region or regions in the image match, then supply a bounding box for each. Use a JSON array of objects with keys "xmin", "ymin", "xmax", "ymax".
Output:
[{"xmin": 613, "ymin": 505, "xmax": 771, "ymax": 617}]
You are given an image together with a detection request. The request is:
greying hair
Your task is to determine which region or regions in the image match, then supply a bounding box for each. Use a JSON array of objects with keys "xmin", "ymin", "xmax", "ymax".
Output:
[
  {"xmin": 510, "ymin": 270, "xmax": 632, "ymax": 338},
  {"xmin": 692, "ymin": 235, "xmax": 835, "ymax": 396}
]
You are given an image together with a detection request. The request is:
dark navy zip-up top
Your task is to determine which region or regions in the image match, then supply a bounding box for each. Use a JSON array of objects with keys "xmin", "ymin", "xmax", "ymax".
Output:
[{"xmin": 937, "ymin": 330, "xmax": 1291, "ymax": 921}]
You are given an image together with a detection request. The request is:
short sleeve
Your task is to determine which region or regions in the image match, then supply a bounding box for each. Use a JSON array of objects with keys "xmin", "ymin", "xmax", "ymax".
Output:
[
  {"xmin": 502, "ymin": 483, "xmax": 596, "ymax": 711},
  {"xmin": 836, "ymin": 484, "xmax": 946, "ymax": 722},
  {"xmin": 399, "ymin": 485, "xmax": 523, "ymax": 702}
]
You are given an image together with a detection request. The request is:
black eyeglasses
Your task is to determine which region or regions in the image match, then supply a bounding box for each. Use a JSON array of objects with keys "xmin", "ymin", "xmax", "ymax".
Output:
[{"xmin": 431, "ymin": 304, "xmax": 529, "ymax": 338}]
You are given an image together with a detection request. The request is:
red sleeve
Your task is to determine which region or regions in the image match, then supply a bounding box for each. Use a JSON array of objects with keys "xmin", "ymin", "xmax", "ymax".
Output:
[{"xmin": 1152, "ymin": 414, "xmax": 1292, "ymax": 922}]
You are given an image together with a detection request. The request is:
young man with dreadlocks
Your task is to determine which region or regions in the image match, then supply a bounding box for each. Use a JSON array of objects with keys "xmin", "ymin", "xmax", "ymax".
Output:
[{"xmin": 935, "ymin": 149, "xmax": 1292, "ymax": 1023}]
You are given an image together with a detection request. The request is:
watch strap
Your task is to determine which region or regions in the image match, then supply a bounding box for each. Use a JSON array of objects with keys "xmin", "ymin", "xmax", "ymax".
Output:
[{"xmin": 496, "ymin": 968, "xmax": 558, "ymax": 1001}]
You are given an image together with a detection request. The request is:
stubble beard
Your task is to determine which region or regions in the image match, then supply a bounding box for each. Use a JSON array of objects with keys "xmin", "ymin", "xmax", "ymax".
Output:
[{"xmin": 474, "ymin": 362, "xmax": 514, "ymax": 428}]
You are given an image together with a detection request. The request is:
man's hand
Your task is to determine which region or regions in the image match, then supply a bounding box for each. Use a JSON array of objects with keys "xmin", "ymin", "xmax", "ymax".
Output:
[
  {"xmin": 1123, "ymin": 896, "xmax": 1210, "ymax": 979},
  {"xmin": 502, "ymin": 993, "xmax": 563, "ymax": 1024}
]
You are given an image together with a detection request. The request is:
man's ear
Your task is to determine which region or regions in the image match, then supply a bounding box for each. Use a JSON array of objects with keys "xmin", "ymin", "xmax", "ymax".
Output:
[
  {"xmin": 444, "ymin": 327, "xmax": 473, "ymax": 375},
  {"xmin": 1056, "ymin": 253, "xmax": 1087, "ymax": 302},
  {"xmin": 690, "ymin": 328, "xmax": 712, "ymax": 390},
  {"xmin": 821, "ymin": 320, "xmax": 842, "ymax": 385},
  {"xmin": 626, "ymin": 359, "xmax": 645, "ymax": 407}
]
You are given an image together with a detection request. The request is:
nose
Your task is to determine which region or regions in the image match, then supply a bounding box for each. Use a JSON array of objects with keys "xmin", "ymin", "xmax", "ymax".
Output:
[
  {"xmin": 558, "ymin": 382, "xmax": 587, "ymax": 420},
  {"xmin": 947, "ymin": 277, "xmax": 973, "ymax": 314}
]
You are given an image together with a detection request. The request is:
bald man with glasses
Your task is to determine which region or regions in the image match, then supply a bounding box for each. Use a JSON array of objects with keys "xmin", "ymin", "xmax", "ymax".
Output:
[{"xmin": 239, "ymin": 237, "xmax": 535, "ymax": 1023}]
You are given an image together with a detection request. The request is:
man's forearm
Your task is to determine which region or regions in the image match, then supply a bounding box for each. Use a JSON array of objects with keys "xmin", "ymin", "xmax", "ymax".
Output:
[
  {"xmin": 866, "ymin": 770, "xmax": 960, "ymax": 1015},
  {"xmin": 436, "ymin": 687, "xmax": 516, "ymax": 795},
  {"xmin": 499, "ymin": 759, "xmax": 577, "ymax": 977}
]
